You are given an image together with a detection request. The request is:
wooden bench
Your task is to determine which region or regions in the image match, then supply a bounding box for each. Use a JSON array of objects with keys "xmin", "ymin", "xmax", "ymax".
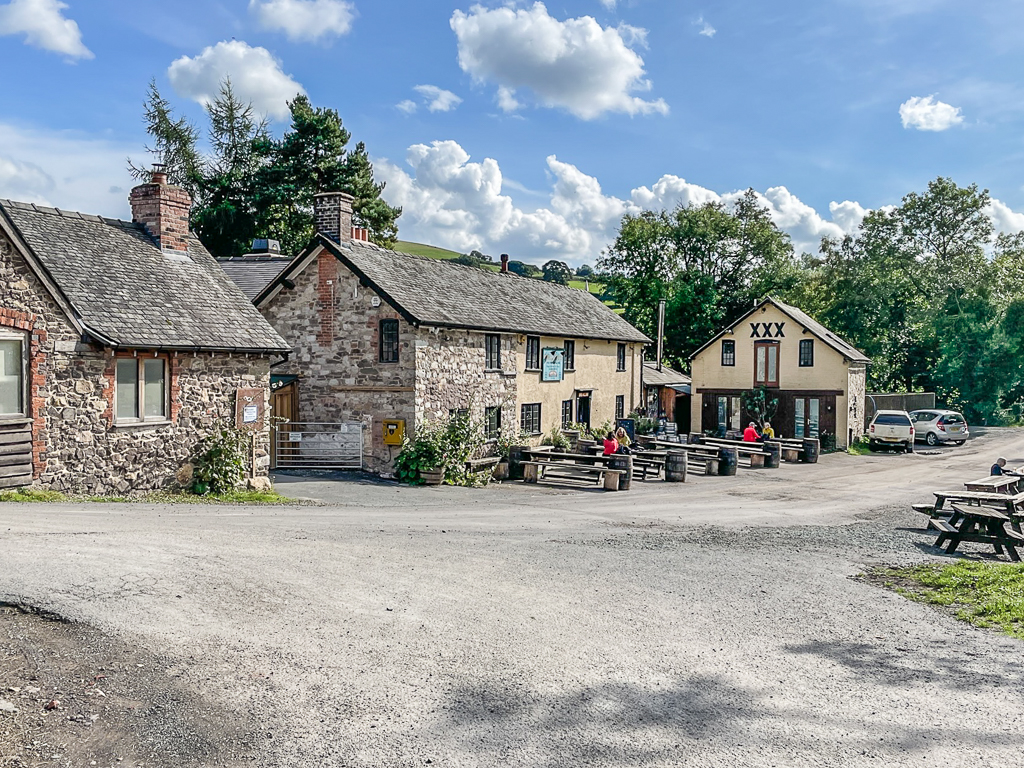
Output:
[
  {"xmin": 465, "ymin": 456, "xmax": 500, "ymax": 473},
  {"xmin": 699, "ymin": 438, "xmax": 773, "ymax": 468},
  {"xmin": 520, "ymin": 460, "xmax": 624, "ymax": 490},
  {"xmin": 782, "ymin": 447, "xmax": 801, "ymax": 463},
  {"xmin": 931, "ymin": 503, "xmax": 1024, "ymax": 561},
  {"xmin": 933, "ymin": 490, "xmax": 1024, "ymax": 514}
]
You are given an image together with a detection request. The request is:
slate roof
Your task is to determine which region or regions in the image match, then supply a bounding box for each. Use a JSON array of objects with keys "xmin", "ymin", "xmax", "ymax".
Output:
[
  {"xmin": 216, "ymin": 256, "xmax": 291, "ymax": 300},
  {"xmin": 276, "ymin": 238, "xmax": 649, "ymax": 343},
  {"xmin": 689, "ymin": 296, "xmax": 870, "ymax": 363},
  {"xmin": 0, "ymin": 200, "xmax": 289, "ymax": 352},
  {"xmin": 642, "ymin": 361, "xmax": 691, "ymax": 388}
]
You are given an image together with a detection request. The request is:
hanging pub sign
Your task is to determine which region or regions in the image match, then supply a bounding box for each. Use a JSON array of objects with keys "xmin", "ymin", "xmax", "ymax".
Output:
[
  {"xmin": 235, "ymin": 388, "xmax": 266, "ymax": 431},
  {"xmin": 541, "ymin": 347, "xmax": 565, "ymax": 382}
]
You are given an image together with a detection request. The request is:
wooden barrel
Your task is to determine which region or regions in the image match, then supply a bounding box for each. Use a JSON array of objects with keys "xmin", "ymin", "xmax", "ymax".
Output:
[
  {"xmin": 717, "ymin": 446, "xmax": 738, "ymax": 476},
  {"xmin": 665, "ymin": 451, "xmax": 687, "ymax": 483},
  {"xmin": 509, "ymin": 445, "xmax": 526, "ymax": 480},
  {"xmin": 802, "ymin": 438, "xmax": 820, "ymax": 464},
  {"xmin": 609, "ymin": 454, "xmax": 634, "ymax": 490},
  {"xmin": 764, "ymin": 441, "xmax": 781, "ymax": 469}
]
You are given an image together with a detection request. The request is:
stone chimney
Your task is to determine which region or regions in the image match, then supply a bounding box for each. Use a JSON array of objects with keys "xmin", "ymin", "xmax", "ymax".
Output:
[
  {"xmin": 313, "ymin": 192, "xmax": 354, "ymax": 244},
  {"xmin": 500, "ymin": 254, "xmax": 509, "ymax": 273},
  {"xmin": 129, "ymin": 165, "xmax": 191, "ymax": 253}
]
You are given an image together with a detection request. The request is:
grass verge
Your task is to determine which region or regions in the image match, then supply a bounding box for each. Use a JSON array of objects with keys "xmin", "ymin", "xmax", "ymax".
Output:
[
  {"xmin": 0, "ymin": 488, "xmax": 294, "ymax": 505},
  {"xmin": 871, "ymin": 562, "xmax": 1024, "ymax": 640},
  {"xmin": 847, "ymin": 441, "xmax": 873, "ymax": 456}
]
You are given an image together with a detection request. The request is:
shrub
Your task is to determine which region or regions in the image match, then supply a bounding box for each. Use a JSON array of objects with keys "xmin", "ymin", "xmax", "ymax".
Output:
[
  {"xmin": 627, "ymin": 411, "xmax": 656, "ymax": 435},
  {"xmin": 191, "ymin": 428, "xmax": 250, "ymax": 495},
  {"xmin": 542, "ymin": 425, "xmax": 572, "ymax": 451},
  {"xmin": 393, "ymin": 421, "xmax": 446, "ymax": 485},
  {"xmin": 564, "ymin": 421, "xmax": 594, "ymax": 440},
  {"xmin": 394, "ymin": 412, "xmax": 486, "ymax": 486},
  {"xmin": 495, "ymin": 424, "xmax": 531, "ymax": 459}
]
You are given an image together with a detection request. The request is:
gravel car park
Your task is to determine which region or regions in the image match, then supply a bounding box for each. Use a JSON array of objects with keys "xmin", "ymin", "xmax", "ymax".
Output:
[{"xmin": 2, "ymin": 428, "xmax": 1024, "ymax": 767}]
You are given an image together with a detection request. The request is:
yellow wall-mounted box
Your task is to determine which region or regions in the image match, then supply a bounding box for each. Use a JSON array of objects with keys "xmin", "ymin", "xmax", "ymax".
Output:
[{"xmin": 382, "ymin": 419, "xmax": 406, "ymax": 446}]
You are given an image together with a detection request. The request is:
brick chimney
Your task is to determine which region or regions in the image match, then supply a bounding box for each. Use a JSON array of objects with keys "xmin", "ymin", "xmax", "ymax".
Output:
[
  {"xmin": 313, "ymin": 192, "xmax": 354, "ymax": 244},
  {"xmin": 129, "ymin": 165, "xmax": 191, "ymax": 253},
  {"xmin": 500, "ymin": 254, "xmax": 509, "ymax": 273}
]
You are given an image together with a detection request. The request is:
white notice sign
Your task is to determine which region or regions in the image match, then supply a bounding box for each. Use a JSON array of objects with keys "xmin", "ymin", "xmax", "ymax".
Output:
[
  {"xmin": 288, "ymin": 432, "xmax": 303, "ymax": 442},
  {"xmin": 243, "ymin": 404, "xmax": 259, "ymax": 424}
]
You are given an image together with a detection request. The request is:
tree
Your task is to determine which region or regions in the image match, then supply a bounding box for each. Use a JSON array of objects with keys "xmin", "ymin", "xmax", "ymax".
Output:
[
  {"xmin": 576, "ymin": 264, "xmax": 596, "ymax": 278},
  {"xmin": 542, "ymin": 260, "xmax": 572, "ymax": 285},
  {"xmin": 128, "ymin": 80, "xmax": 203, "ymax": 199},
  {"xmin": 507, "ymin": 260, "xmax": 540, "ymax": 278}
]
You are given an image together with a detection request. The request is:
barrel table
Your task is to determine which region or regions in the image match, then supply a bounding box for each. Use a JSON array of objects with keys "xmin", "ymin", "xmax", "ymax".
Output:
[
  {"xmin": 608, "ymin": 454, "xmax": 634, "ymax": 490},
  {"xmin": 717, "ymin": 446, "xmax": 738, "ymax": 477},
  {"xmin": 665, "ymin": 451, "xmax": 688, "ymax": 483}
]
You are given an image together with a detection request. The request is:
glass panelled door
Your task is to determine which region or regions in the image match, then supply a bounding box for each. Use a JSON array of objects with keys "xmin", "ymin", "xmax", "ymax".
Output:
[
  {"xmin": 808, "ymin": 398, "xmax": 820, "ymax": 438},
  {"xmin": 794, "ymin": 397, "xmax": 820, "ymax": 438},
  {"xmin": 717, "ymin": 396, "xmax": 727, "ymax": 433},
  {"xmin": 795, "ymin": 398, "xmax": 805, "ymax": 438}
]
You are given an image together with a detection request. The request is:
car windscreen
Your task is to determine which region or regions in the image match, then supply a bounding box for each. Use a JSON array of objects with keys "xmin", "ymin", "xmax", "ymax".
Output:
[
  {"xmin": 874, "ymin": 414, "xmax": 912, "ymax": 426},
  {"xmin": 942, "ymin": 413, "xmax": 965, "ymax": 424}
]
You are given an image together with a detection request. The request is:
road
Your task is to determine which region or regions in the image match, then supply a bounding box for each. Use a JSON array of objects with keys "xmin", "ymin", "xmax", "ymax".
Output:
[{"xmin": 1, "ymin": 428, "xmax": 1024, "ymax": 767}]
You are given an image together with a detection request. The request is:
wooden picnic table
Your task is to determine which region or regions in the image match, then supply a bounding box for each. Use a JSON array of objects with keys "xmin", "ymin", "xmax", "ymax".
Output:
[
  {"xmin": 520, "ymin": 458, "xmax": 625, "ymax": 490},
  {"xmin": 930, "ymin": 489, "xmax": 1024, "ymax": 515},
  {"xmin": 930, "ymin": 503, "xmax": 1024, "ymax": 561},
  {"xmin": 964, "ymin": 475, "xmax": 1020, "ymax": 494}
]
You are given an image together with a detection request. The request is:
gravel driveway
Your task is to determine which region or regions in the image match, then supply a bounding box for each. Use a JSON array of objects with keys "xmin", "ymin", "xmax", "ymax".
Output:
[{"xmin": 2, "ymin": 429, "xmax": 1024, "ymax": 767}]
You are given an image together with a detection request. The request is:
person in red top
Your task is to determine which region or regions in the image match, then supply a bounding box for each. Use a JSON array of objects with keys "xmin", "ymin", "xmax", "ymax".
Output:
[
  {"xmin": 742, "ymin": 422, "xmax": 761, "ymax": 442},
  {"xmin": 603, "ymin": 432, "xmax": 619, "ymax": 456}
]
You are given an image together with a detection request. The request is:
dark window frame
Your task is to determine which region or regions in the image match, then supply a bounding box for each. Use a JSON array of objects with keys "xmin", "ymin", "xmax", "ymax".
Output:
[
  {"xmin": 798, "ymin": 338, "xmax": 814, "ymax": 368},
  {"xmin": 379, "ymin": 318, "xmax": 400, "ymax": 363},
  {"xmin": 485, "ymin": 406, "xmax": 502, "ymax": 439},
  {"xmin": 754, "ymin": 341, "xmax": 780, "ymax": 388},
  {"xmin": 561, "ymin": 399, "xmax": 573, "ymax": 427},
  {"xmin": 616, "ymin": 343, "xmax": 627, "ymax": 372},
  {"xmin": 721, "ymin": 339, "xmax": 736, "ymax": 367},
  {"xmin": 615, "ymin": 395, "xmax": 625, "ymax": 420},
  {"xmin": 485, "ymin": 334, "xmax": 501, "ymax": 370},
  {"xmin": 563, "ymin": 340, "xmax": 576, "ymax": 372},
  {"xmin": 526, "ymin": 336, "xmax": 541, "ymax": 371},
  {"xmin": 521, "ymin": 403, "xmax": 542, "ymax": 435}
]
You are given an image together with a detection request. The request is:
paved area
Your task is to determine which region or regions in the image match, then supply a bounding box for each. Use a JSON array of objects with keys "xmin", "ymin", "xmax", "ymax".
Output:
[{"xmin": 2, "ymin": 429, "xmax": 1024, "ymax": 767}]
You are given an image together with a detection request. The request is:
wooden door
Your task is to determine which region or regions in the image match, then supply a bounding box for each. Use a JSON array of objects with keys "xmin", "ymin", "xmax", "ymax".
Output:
[{"xmin": 269, "ymin": 383, "xmax": 297, "ymax": 469}]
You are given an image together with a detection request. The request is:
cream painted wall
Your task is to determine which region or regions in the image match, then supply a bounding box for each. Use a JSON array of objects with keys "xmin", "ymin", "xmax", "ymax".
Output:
[
  {"xmin": 690, "ymin": 303, "xmax": 859, "ymax": 446},
  {"xmin": 516, "ymin": 336, "xmax": 640, "ymax": 436}
]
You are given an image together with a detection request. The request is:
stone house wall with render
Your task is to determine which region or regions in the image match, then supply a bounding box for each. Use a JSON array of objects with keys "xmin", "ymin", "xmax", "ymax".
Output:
[{"xmin": 0, "ymin": 229, "xmax": 272, "ymax": 494}]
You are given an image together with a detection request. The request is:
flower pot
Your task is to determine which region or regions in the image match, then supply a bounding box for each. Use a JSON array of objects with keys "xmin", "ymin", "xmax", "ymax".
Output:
[
  {"xmin": 419, "ymin": 468, "xmax": 444, "ymax": 486},
  {"xmin": 493, "ymin": 460, "xmax": 510, "ymax": 481}
]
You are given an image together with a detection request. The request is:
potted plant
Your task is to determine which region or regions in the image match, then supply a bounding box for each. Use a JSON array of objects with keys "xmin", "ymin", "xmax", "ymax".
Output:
[
  {"xmin": 495, "ymin": 425, "xmax": 530, "ymax": 481},
  {"xmin": 393, "ymin": 422, "xmax": 446, "ymax": 485}
]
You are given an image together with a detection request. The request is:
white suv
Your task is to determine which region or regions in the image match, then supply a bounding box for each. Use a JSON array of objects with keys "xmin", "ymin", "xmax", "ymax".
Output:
[{"xmin": 868, "ymin": 410, "xmax": 915, "ymax": 453}]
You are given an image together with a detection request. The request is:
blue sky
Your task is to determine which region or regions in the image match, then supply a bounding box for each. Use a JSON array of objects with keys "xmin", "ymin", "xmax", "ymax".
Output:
[{"xmin": 1, "ymin": 0, "xmax": 1023, "ymax": 264}]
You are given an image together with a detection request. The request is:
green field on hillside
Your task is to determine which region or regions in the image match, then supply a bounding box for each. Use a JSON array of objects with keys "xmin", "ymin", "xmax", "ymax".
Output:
[{"xmin": 392, "ymin": 241, "xmax": 608, "ymax": 299}]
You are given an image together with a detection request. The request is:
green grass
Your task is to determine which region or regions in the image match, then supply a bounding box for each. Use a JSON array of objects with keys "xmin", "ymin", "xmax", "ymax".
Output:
[
  {"xmin": 0, "ymin": 488, "xmax": 68, "ymax": 502},
  {"xmin": 874, "ymin": 562, "xmax": 1024, "ymax": 639},
  {"xmin": 847, "ymin": 441, "xmax": 873, "ymax": 456}
]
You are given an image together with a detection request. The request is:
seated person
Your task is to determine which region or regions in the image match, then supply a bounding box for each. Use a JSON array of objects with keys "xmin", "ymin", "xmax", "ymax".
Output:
[
  {"xmin": 742, "ymin": 422, "xmax": 761, "ymax": 443},
  {"xmin": 614, "ymin": 426, "xmax": 632, "ymax": 454},
  {"xmin": 603, "ymin": 432, "xmax": 619, "ymax": 456},
  {"xmin": 762, "ymin": 421, "xmax": 775, "ymax": 439},
  {"xmin": 992, "ymin": 457, "xmax": 1007, "ymax": 476}
]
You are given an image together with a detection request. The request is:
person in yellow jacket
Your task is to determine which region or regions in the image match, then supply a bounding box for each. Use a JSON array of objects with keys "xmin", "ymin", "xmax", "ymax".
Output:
[{"xmin": 761, "ymin": 421, "xmax": 776, "ymax": 439}]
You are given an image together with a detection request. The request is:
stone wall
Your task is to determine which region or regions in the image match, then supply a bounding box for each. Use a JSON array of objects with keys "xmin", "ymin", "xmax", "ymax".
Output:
[{"xmin": 0, "ymin": 230, "xmax": 273, "ymax": 494}]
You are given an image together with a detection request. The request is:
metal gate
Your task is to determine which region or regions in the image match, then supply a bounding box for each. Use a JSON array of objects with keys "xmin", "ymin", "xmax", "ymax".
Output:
[{"xmin": 273, "ymin": 422, "xmax": 363, "ymax": 470}]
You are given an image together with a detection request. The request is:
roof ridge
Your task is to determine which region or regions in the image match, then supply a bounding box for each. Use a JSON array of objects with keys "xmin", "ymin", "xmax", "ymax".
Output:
[{"xmin": 0, "ymin": 198, "xmax": 142, "ymax": 229}]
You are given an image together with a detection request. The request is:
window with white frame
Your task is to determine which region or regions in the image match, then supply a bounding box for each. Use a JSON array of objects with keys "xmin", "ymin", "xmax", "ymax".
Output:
[
  {"xmin": 0, "ymin": 333, "xmax": 26, "ymax": 417},
  {"xmin": 116, "ymin": 357, "xmax": 168, "ymax": 422}
]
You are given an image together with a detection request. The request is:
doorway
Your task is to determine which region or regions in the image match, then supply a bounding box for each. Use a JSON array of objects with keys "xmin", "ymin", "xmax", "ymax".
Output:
[
  {"xmin": 269, "ymin": 378, "xmax": 298, "ymax": 469},
  {"xmin": 576, "ymin": 391, "xmax": 592, "ymax": 430}
]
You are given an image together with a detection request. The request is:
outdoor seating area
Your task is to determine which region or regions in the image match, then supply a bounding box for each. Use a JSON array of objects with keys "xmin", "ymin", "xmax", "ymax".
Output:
[
  {"xmin": 508, "ymin": 432, "xmax": 821, "ymax": 491},
  {"xmin": 914, "ymin": 466, "xmax": 1024, "ymax": 561}
]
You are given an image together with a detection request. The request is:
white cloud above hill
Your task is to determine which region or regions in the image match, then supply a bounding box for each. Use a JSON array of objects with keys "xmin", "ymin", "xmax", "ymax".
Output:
[
  {"xmin": 0, "ymin": 0, "xmax": 91, "ymax": 59},
  {"xmin": 450, "ymin": 3, "xmax": 667, "ymax": 120},
  {"xmin": 167, "ymin": 41, "xmax": 304, "ymax": 120}
]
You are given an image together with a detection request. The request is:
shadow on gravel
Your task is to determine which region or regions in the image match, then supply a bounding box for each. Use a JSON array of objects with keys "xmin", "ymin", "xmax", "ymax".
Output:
[{"xmin": 784, "ymin": 640, "xmax": 1024, "ymax": 695}]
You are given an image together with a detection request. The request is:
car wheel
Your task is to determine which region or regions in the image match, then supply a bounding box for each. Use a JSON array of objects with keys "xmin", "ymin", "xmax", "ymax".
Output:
[{"xmin": 926, "ymin": 432, "xmax": 938, "ymax": 446}]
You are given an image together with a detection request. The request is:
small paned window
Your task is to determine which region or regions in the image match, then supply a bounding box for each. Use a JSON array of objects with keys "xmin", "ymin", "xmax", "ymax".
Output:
[
  {"xmin": 116, "ymin": 357, "xmax": 167, "ymax": 422},
  {"xmin": 754, "ymin": 342, "xmax": 779, "ymax": 387},
  {"xmin": 0, "ymin": 335, "xmax": 26, "ymax": 417},
  {"xmin": 526, "ymin": 336, "xmax": 541, "ymax": 370},
  {"xmin": 721, "ymin": 340, "xmax": 736, "ymax": 367},
  {"xmin": 617, "ymin": 343, "xmax": 627, "ymax": 372},
  {"xmin": 379, "ymin": 319, "xmax": 400, "ymax": 363},
  {"xmin": 615, "ymin": 395, "xmax": 625, "ymax": 420},
  {"xmin": 561, "ymin": 399, "xmax": 573, "ymax": 427},
  {"xmin": 485, "ymin": 334, "xmax": 501, "ymax": 370},
  {"xmin": 563, "ymin": 340, "xmax": 576, "ymax": 371},
  {"xmin": 485, "ymin": 406, "xmax": 502, "ymax": 439},
  {"xmin": 799, "ymin": 339, "xmax": 814, "ymax": 367},
  {"xmin": 521, "ymin": 403, "xmax": 542, "ymax": 435}
]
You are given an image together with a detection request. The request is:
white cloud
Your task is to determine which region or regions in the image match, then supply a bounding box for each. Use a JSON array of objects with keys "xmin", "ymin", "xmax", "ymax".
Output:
[
  {"xmin": 167, "ymin": 41, "xmax": 304, "ymax": 121},
  {"xmin": 986, "ymin": 199, "xmax": 1024, "ymax": 234},
  {"xmin": 249, "ymin": 0, "xmax": 355, "ymax": 42},
  {"xmin": 0, "ymin": 0, "xmax": 91, "ymax": 59},
  {"xmin": 599, "ymin": 0, "xmax": 616, "ymax": 8},
  {"xmin": 496, "ymin": 86, "xmax": 522, "ymax": 113},
  {"xmin": 396, "ymin": 99, "xmax": 418, "ymax": 115},
  {"xmin": 899, "ymin": 95, "xmax": 964, "ymax": 131},
  {"xmin": 376, "ymin": 140, "xmax": 876, "ymax": 263},
  {"xmin": 413, "ymin": 85, "xmax": 463, "ymax": 113},
  {"xmin": 695, "ymin": 16, "xmax": 716, "ymax": 37},
  {"xmin": 0, "ymin": 122, "xmax": 142, "ymax": 216},
  {"xmin": 450, "ymin": 3, "xmax": 668, "ymax": 120}
]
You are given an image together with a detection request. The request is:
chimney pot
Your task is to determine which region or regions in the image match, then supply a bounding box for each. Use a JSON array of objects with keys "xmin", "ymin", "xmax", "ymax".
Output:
[
  {"xmin": 129, "ymin": 165, "xmax": 191, "ymax": 253},
  {"xmin": 500, "ymin": 253, "xmax": 509, "ymax": 273},
  {"xmin": 314, "ymin": 191, "xmax": 354, "ymax": 244}
]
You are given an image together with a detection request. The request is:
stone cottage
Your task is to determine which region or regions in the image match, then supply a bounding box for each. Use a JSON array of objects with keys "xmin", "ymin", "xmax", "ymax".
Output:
[
  {"xmin": 689, "ymin": 297, "xmax": 869, "ymax": 449},
  {"xmin": 0, "ymin": 169, "xmax": 289, "ymax": 493},
  {"xmin": 224, "ymin": 192, "xmax": 649, "ymax": 472}
]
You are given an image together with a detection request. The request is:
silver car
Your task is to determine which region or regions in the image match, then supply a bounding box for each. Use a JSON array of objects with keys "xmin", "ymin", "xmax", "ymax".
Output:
[{"xmin": 909, "ymin": 409, "xmax": 969, "ymax": 446}]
